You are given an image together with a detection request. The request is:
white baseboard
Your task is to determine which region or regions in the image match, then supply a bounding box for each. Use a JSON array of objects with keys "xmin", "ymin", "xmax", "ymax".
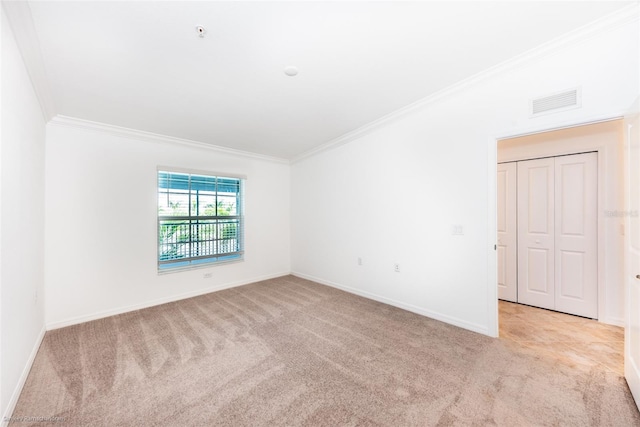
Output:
[
  {"xmin": 600, "ymin": 316, "xmax": 625, "ymax": 328},
  {"xmin": 2, "ymin": 326, "xmax": 46, "ymax": 425},
  {"xmin": 291, "ymin": 271, "xmax": 489, "ymax": 336},
  {"xmin": 46, "ymin": 272, "xmax": 290, "ymax": 330}
]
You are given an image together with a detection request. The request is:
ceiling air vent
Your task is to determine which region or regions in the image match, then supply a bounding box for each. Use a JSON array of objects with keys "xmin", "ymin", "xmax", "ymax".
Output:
[{"xmin": 531, "ymin": 88, "xmax": 581, "ymax": 116}]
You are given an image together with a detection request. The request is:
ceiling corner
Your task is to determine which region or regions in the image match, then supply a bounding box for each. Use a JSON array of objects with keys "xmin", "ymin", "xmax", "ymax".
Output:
[{"xmin": 2, "ymin": 1, "xmax": 57, "ymax": 121}]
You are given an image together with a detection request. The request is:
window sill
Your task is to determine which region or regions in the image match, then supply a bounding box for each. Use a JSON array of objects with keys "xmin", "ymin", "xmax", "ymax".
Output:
[{"xmin": 157, "ymin": 256, "xmax": 244, "ymax": 275}]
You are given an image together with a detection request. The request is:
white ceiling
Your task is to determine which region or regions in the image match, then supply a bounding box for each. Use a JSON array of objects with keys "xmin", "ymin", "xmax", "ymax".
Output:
[{"xmin": 26, "ymin": 1, "xmax": 631, "ymax": 159}]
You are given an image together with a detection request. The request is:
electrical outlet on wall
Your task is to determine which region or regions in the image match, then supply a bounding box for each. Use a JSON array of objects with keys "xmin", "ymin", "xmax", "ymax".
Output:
[
  {"xmin": 203, "ymin": 272, "xmax": 212, "ymax": 279},
  {"xmin": 358, "ymin": 257, "xmax": 363, "ymax": 266},
  {"xmin": 394, "ymin": 263, "xmax": 400, "ymax": 273}
]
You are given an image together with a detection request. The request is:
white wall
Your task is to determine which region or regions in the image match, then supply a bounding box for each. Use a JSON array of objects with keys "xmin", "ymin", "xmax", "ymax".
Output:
[
  {"xmin": 44, "ymin": 123, "xmax": 290, "ymax": 327},
  {"xmin": 1, "ymin": 8, "xmax": 46, "ymax": 419},
  {"xmin": 291, "ymin": 19, "xmax": 639, "ymax": 335}
]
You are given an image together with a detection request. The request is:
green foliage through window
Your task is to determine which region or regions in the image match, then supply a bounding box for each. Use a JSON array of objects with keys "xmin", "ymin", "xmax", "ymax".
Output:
[{"xmin": 158, "ymin": 171, "xmax": 244, "ymax": 270}]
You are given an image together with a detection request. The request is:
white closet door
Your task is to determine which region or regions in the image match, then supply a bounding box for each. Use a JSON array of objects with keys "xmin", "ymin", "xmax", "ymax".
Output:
[
  {"xmin": 497, "ymin": 162, "xmax": 517, "ymax": 302},
  {"xmin": 554, "ymin": 153, "xmax": 598, "ymax": 318},
  {"xmin": 517, "ymin": 157, "xmax": 555, "ymax": 310}
]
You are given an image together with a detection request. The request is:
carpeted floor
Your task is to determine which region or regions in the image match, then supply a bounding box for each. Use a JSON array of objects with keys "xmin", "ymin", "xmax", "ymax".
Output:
[{"xmin": 11, "ymin": 275, "xmax": 640, "ymax": 426}]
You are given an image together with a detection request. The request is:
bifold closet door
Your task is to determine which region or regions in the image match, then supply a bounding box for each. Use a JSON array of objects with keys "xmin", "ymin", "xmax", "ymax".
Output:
[
  {"xmin": 554, "ymin": 152, "xmax": 598, "ymax": 318},
  {"xmin": 497, "ymin": 162, "xmax": 517, "ymax": 302},
  {"xmin": 517, "ymin": 157, "xmax": 555, "ymax": 310}
]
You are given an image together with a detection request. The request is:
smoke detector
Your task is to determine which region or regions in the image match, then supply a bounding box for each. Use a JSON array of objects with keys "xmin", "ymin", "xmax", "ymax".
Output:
[{"xmin": 284, "ymin": 66, "xmax": 299, "ymax": 77}]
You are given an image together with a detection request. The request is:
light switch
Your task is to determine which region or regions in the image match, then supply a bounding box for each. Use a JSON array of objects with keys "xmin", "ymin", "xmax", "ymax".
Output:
[{"xmin": 452, "ymin": 225, "xmax": 464, "ymax": 235}]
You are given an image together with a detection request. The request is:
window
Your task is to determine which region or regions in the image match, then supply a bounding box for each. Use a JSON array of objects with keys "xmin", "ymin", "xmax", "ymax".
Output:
[{"xmin": 157, "ymin": 169, "xmax": 244, "ymax": 271}]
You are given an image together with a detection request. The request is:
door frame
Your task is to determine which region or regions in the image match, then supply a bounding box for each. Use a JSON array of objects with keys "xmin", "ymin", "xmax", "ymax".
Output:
[
  {"xmin": 487, "ymin": 114, "xmax": 625, "ymax": 337},
  {"xmin": 624, "ymin": 100, "xmax": 640, "ymax": 406}
]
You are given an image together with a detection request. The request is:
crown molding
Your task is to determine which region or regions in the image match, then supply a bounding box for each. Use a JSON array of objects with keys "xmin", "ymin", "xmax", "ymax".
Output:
[
  {"xmin": 291, "ymin": 3, "xmax": 640, "ymax": 164},
  {"xmin": 2, "ymin": 1, "xmax": 56, "ymax": 121},
  {"xmin": 4, "ymin": 1, "xmax": 637, "ymax": 164},
  {"xmin": 48, "ymin": 115, "xmax": 290, "ymax": 164}
]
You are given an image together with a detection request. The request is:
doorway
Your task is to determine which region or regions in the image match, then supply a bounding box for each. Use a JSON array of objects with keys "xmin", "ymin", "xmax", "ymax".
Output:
[
  {"xmin": 496, "ymin": 119, "xmax": 625, "ymax": 325},
  {"xmin": 494, "ymin": 119, "xmax": 626, "ymax": 373}
]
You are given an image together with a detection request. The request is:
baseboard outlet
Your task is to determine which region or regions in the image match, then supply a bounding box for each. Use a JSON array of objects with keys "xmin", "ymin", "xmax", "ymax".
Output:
[
  {"xmin": 292, "ymin": 271, "xmax": 489, "ymax": 336},
  {"xmin": 46, "ymin": 272, "xmax": 290, "ymax": 330},
  {"xmin": 2, "ymin": 326, "xmax": 46, "ymax": 425}
]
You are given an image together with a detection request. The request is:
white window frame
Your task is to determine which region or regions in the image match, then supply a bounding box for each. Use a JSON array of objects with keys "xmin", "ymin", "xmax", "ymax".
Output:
[{"xmin": 157, "ymin": 167, "xmax": 245, "ymax": 272}]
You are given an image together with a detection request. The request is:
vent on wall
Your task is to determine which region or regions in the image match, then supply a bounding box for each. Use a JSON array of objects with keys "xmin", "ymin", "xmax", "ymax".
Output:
[{"xmin": 531, "ymin": 88, "xmax": 581, "ymax": 116}]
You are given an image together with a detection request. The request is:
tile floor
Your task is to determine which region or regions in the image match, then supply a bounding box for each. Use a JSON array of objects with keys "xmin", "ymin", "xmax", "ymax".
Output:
[{"xmin": 499, "ymin": 300, "xmax": 624, "ymax": 376}]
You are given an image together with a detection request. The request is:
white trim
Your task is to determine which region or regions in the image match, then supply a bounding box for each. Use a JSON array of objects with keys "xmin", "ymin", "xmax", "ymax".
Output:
[
  {"xmin": 291, "ymin": 4, "xmax": 639, "ymax": 164},
  {"xmin": 157, "ymin": 166, "xmax": 247, "ymax": 181},
  {"xmin": 1, "ymin": 2, "xmax": 55, "ymax": 121},
  {"xmin": 6, "ymin": 0, "xmax": 637, "ymax": 164},
  {"xmin": 494, "ymin": 113, "xmax": 624, "ymax": 141},
  {"xmin": 623, "ymin": 99, "xmax": 640, "ymax": 410},
  {"xmin": 1, "ymin": 326, "xmax": 46, "ymax": 426},
  {"xmin": 627, "ymin": 353, "xmax": 640, "ymax": 409},
  {"xmin": 492, "ymin": 116, "xmax": 625, "ymax": 326},
  {"xmin": 291, "ymin": 271, "xmax": 489, "ymax": 336},
  {"xmin": 486, "ymin": 138, "xmax": 499, "ymax": 338},
  {"xmin": 0, "ymin": 5, "xmax": 3, "ymax": 420},
  {"xmin": 602, "ymin": 316, "xmax": 625, "ymax": 328},
  {"xmin": 45, "ymin": 272, "xmax": 289, "ymax": 330},
  {"xmin": 157, "ymin": 257, "xmax": 244, "ymax": 275},
  {"xmin": 48, "ymin": 116, "xmax": 290, "ymax": 165}
]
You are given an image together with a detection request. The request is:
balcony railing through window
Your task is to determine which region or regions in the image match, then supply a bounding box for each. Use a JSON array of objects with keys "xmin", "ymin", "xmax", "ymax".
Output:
[{"xmin": 158, "ymin": 216, "xmax": 242, "ymax": 265}]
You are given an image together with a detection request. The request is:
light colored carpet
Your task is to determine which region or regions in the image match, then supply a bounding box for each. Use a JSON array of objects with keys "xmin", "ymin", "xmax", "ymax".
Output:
[{"xmin": 11, "ymin": 275, "xmax": 640, "ymax": 426}]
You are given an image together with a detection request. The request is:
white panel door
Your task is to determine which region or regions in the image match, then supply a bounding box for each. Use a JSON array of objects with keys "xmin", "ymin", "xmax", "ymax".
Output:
[
  {"xmin": 497, "ymin": 162, "xmax": 517, "ymax": 302},
  {"xmin": 625, "ymin": 103, "xmax": 640, "ymax": 408},
  {"xmin": 517, "ymin": 157, "xmax": 555, "ymax": 310},
  {"xmin": 554, "ymin": 153, "xmax": 598, "ymax": 318}
]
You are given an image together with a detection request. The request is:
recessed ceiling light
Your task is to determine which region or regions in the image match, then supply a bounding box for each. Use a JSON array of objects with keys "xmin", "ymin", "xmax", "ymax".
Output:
[{"xmin": 284, "ymin": 66, "xmax": 299, "ymax": 77}]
